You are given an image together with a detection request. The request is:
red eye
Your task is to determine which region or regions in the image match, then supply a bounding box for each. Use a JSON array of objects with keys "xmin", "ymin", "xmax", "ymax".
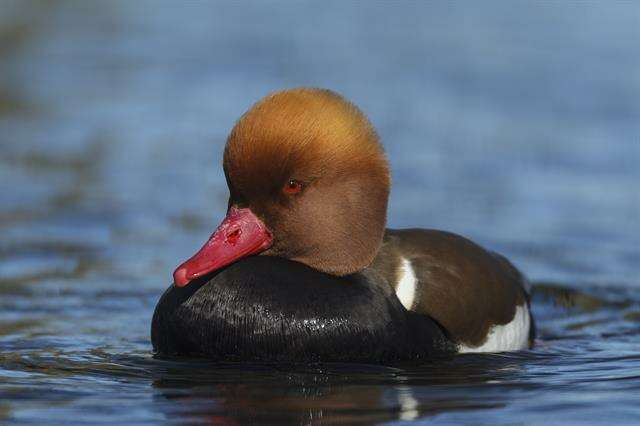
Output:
[{"xmin": 283, "ymin": 179, "xmax": 303, "ymax": 195}]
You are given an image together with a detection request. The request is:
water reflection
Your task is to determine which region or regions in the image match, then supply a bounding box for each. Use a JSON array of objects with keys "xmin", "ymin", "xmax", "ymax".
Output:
[{"xmin": 149, "ymin": 359, "xmax": 518, "ymax": 424}]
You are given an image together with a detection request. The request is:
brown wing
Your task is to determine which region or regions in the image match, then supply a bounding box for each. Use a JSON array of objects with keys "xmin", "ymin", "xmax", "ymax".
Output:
[{"xmin": 370, "ymin": 229, "xmax": 531, "ymax": 347}]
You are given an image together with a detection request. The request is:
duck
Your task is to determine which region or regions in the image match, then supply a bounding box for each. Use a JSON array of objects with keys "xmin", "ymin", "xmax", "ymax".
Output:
[{"xmin": 152, "ymin": 88, "xmax": 535, "ymax": 362}]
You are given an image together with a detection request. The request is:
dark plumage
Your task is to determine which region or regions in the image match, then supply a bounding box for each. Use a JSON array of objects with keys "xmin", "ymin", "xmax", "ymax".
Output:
[{"xmin": 152, "ymin": 256, "xmax": 455, "ymax": 362}]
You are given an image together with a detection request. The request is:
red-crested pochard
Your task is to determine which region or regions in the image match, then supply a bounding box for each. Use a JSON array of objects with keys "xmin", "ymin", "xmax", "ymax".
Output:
[{"xmin": 152, "ymin": 88, "xmax": 534, "ymax": 362}]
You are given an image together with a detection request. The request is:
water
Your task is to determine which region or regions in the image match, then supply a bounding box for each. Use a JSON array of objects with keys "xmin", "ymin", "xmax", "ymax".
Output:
[{"xmin": 0, "ymin": 1, "xmax": 639, "ymax": 424}]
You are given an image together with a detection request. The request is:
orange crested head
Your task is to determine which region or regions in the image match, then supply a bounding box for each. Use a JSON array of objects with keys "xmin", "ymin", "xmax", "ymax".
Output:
[{"xmin": 174, "ymin": 88, "xmax": 390, "ymax": 286}]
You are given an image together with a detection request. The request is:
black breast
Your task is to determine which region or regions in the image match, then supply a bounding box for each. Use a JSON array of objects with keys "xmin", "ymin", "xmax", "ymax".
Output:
[{"xmin": 151, "ymin": 256, "xmax": 454, "ymax": 363}]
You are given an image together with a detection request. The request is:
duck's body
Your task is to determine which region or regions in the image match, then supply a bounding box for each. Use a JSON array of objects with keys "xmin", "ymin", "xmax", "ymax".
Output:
[
  {"xmin": 152, "ymin": 88, "xmax": 534, "ymax": 361},
  {"xmin": 152, "ymin": 229, "xmax": 532, "ymax": 359},
  {"xmin": 372, "ymin": 229, "xmax": 533, "ymax": 353},
  {"xmin": 152, "ymin": 256, "xmax": 455, "ymax": 362}
]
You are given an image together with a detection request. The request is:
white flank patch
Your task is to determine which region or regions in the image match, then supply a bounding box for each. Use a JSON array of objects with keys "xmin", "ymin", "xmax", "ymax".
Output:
[
  {"xmin": 395, "ymin": 257, "xmax": 417, "ymax": 310},
  {"xmin": 458, "ymin": 304, "xmax": 531, "ymax": 354}
]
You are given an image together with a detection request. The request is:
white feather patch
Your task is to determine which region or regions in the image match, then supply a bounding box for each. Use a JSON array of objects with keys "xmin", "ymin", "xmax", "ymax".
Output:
[
  {"xmin": 458, "ymin": 304, "xmax": 531, "ymax": 353},
  {"xmin": 395, "ymin": 257, "xmax": 417, "ymax": 310}
]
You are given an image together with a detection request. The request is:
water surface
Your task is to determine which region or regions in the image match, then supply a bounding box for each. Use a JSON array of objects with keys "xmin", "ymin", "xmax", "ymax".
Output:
[{"xmin": 1, "ymin": 2, "xmax": 639, "ymax": 424}]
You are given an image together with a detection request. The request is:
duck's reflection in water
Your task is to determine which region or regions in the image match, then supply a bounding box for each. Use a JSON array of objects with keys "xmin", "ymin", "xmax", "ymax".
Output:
[{"xmin": 149, "ymin": 357, "xmax": 525, "ymax": 424}]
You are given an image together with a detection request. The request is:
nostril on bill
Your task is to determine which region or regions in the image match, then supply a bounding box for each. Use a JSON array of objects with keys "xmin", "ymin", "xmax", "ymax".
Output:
[{"xmin": 226, "ymin": 228, "xmax": 241, "ymax": 245}]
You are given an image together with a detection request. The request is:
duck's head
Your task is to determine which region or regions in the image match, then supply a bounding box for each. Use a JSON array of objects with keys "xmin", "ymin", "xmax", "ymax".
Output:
[{"xmin": 173, "ymin": 88, "xmax": 390, "ymax": 287}]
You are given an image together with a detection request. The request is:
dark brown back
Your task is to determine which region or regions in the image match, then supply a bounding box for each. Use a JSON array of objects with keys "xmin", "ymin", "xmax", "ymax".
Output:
[{"xmin": 370, "ymin": 229, "xmax": 530, "ymax": 347}]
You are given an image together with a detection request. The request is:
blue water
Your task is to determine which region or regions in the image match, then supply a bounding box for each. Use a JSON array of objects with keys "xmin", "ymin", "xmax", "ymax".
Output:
[{"xmin": 0, "ymin": 1, "xmax": 639, "ymax": 424}]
